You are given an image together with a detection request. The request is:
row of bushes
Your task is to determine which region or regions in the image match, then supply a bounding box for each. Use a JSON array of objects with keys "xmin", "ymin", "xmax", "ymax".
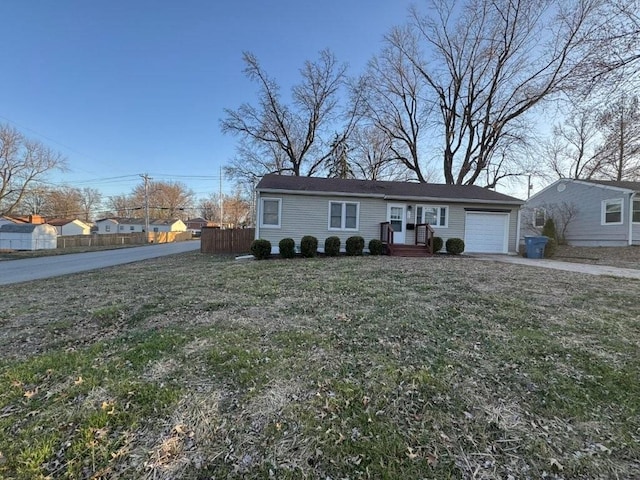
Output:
[{"xmin": 251, "ymin": 235, "xmax": 465, "ymax": 260}]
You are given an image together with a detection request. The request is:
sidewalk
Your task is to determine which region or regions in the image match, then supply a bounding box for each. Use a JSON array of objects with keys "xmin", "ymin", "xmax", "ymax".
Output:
[{"xmin": 473, "ymin": 254, "xmax": 640, "ymax": 280}]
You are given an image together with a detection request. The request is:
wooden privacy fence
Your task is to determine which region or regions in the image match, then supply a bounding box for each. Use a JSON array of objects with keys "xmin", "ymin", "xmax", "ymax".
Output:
[
  {"xmin": 57, "ymin": 231, "xmax": 193, "ymax": 249},
  {"xmin": 200, "ymin": 227, "xmax": 255, "ymax": 254}
]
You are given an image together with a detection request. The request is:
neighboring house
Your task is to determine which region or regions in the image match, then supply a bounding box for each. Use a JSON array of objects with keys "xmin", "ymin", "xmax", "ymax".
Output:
[
  {"xmin": 0, "ymin": 223, "xmax": 57, "ymax": 250},
  {"xmin": 0, "ymin": 216, "xmax": 19, "ymax": 228},
  {"xmin": 95, "ymin": 217, "xmax": 187, "ymax": 234},
  {"xmin": 521, "ymin": 179, "xmax": 640, "ymax": 247},
  {"xmin": 47, "ymin": 218, "xmax": 92, "ymax": 236},
  {"xmin": 186, "ymin": 217, "xmax": 215, "ymax": 233},
  {"xmin": 255, "ymin": 174, "xmax": 524, "ymax": 254}
]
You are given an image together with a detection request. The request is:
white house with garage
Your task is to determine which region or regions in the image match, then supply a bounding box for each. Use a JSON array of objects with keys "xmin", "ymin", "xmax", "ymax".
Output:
[{"xmin": 255, "ymin": 174, "xmax": 524, "ymax": 255}]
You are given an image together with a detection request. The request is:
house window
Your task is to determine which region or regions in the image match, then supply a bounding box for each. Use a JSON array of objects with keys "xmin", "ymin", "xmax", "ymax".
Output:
[
  {"xmin": 328, "ymin": 201, "xmax": 359, "ymax": 230},
  {"xmin": 119, "ymin": 225, "xmax": 124, "ymax": 231},
  {"xmin": 130, "ymin": 226, "xmax": 135, "ymax": 231},
  {"xmin": 260, "ymin": 198, "xmax": 281, "ymax": 228},
  {"xmin": 105, "ymin": 225, "xmax": 111, "ymax": 232},
  {"xmin": 633, "ymin": 199, "xmax": 640, "ymax": 223},
  {"xmin": 153, "ymin": 227, "xmax": 159, "ymax": 233},
  {"xmin": 602, "ymin": 198, "xmax": 623, "ymax": 225},
  {"xmin": 533, "ymin": 208, "xmax": 546, "ymax": 228},
  {"xmin": 416, "ymin": 205, "xmax": 448, "ymax": 227}
]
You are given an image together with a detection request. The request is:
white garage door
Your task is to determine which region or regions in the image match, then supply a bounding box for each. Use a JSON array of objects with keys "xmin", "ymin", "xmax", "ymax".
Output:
[{"xmin": 464, "ymin": 212, "xmax": 509, "ymax": 253}]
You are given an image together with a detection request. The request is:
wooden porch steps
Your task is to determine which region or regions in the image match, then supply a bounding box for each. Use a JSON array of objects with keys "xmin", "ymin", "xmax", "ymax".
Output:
[{"xmin": 386, "ymin": 244, "xmax": 432, "ymax": 257}]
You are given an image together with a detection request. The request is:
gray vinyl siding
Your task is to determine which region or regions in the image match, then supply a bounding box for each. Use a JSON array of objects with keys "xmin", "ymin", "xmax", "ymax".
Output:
[
  {"xmin": 258, "ymin": 192, "xmax": 521, "ymax": 253},
  {"xmin": 522, "ymin": 180, "xmax": 635, "ymax": 246},
  {"xmin": 258, "ymin": 193, "xmax": 386, "ymax": 252},
  {"xmin": 437, "ymin": 203, "xmax": 520, "ymax": 253}
]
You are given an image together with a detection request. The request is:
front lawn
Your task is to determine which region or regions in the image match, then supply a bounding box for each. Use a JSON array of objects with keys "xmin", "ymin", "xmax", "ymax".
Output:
[{"xmin": 0, "ymin": 253, "xmax": 638, "ymax": 479}]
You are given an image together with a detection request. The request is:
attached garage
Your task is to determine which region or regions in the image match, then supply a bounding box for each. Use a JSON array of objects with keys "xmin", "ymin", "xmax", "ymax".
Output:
[{"xmin": 464, "ymin": 211, "xmax": 510, "ymax": 253}]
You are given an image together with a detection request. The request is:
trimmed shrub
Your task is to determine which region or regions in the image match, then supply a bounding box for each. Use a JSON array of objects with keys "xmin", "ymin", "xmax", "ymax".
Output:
[
  {"xmin": 324, "ymin": 236, "xmax": 341, "ymax": 257},
  {"xmin": 278, "ymin": 238, "xmax": 295, "ymax": 259},
  {"xmin": 445, "ymin": 238, "xmax": 465, "ymax": 255},
  {"xmin": 432, "ymin": 236, "xmax": 443, "ymax": 253},
  {"xmin": 368, "ymin": 239, "xmax": 384, "ymax": 256},
  {"xmin": 300, "ymin": 235, "xmax": 318, "ymax": 258},
  {"xmin": 346, "ymin": 236, "xmax": 365, "ymax": 256},
  {"xmin": 541, "ymin": 218, "xmax": 557, "ymax": 258},
  {"xmin": 250, "ymin": 239, "xmax": 271, "ymax": 260}
]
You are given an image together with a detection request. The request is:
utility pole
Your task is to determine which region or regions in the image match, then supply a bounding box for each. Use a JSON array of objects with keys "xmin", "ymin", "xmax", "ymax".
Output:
[
  {"xmin": 219, "ymin": 166, "xmax": 224, "ymax": 229},
  {"xmin": 527, "ymin": 174, "xmax": 532, "ymax": 199},
  {"xmin": 140, "ymin": 173, "xmax": 151, "ymax": 242}
]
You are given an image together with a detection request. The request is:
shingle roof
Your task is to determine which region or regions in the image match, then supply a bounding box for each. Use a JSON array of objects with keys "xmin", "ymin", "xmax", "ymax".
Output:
[
  {"xmin": 582, "ymin": 180, "xmax": 640, "ymax": 192},
  {"xmin": 0, "ymin": 224, "xmax": 38, "ymax": 233},
  {"xmin": 256, "ymin": 174, "xmax": 524, "ymax": 204}
]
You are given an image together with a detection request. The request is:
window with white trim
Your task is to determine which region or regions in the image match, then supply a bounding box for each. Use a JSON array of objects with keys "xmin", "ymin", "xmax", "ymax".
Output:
[
  {"xmin": 416, "ymin": 205, "xmax": 447, "ymax": 227},
  {"xmin": 602, "ymin": 198, "xmax": 623, "ymax": 225},
  {"xmin": 260, "ymin": 198, "xmax": 281, "ymax": 228},
  {"xmin": 105, "ymin": 225, "xmax": 111, "ymax": 232},
  {"xmin": 633, "ymin": 199, "xmax": 640, "ymax": 223},
  {"xmin": 328, "ymin": 201, "xmax": 359, "ymax": 230},
  {"xmin": 533, "ymin": 208, "xmax": 546, "ymax": 228}
]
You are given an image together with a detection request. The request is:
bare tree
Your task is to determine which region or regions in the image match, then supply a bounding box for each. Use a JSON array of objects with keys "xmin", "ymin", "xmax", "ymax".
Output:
[
  {"xmin": 324, "ymin": 134, "xmax": 354, "ymax": 179},
  {"xmin": 41, "ymin": 186, "xmax": 83, "ymax": 218},
  {"xmin": 221, "ymin": 50, "xmax": 361, "ymax": 185},
  {"xmin": 107, "ymin": 194, "xmax": 134, "ymax": 218},
  {"xmin": 597, "ymin": 95, "xmax": 640, "ymax": 180},
  {"xmin": 0, "ymin": 124, "xmax": 66, "ymax": 215},
  {"xmin": 542, "ymin": 105, "xmax": 607, "ymax": 180},
  {"xmin": 384, "ymin": 0, "xmax": 606, "ymax": 187},
  {"xmin": 131, "ymin": 180, "xmax": 194, "ymax": 220},
  {"xmin": 79, "ymin": 187, "xmax": 103, "ymax": 221},
  {"xmin": 358, "ymin": 33, "xmax": 433, "ymax": 182}
]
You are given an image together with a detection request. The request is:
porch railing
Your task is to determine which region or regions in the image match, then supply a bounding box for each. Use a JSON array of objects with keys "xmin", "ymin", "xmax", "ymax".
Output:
[
  {"xmin": 415, "ymin": 223, "xmax": 435, "ymax": 254},
  {"xmin": 380, "ymin": 221, "xmax": 394, "ymax": 245}
]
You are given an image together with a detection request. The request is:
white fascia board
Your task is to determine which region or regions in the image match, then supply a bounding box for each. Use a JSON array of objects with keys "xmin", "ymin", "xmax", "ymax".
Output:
[
  {"xmin": 384, "ymin": 195, "xmax": 524, "ymax": 206},
  {"xmin": 256, "ymin": 188, "xmax": 385, "ymax": 199}
]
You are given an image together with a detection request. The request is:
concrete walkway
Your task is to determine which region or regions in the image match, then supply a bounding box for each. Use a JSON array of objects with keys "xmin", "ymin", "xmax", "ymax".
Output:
[{"xmin": 473, "ymin": 254, "xmax": 640, "ymax": 280}]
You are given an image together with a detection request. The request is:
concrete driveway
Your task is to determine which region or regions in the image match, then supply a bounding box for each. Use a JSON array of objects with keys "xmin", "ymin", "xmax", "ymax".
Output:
[
  {"xmin": 474, "ymin": 254, "xmax": 640, "ymax": 280},
  {"xmin": 0, "ymin": 241, "xmax": 201, "ymax": 285}
]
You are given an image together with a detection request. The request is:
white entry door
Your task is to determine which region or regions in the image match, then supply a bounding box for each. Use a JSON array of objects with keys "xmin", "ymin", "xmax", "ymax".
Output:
[{"xmin": 387, "ymin": 204, "xmax": 406, "ymax": 244}]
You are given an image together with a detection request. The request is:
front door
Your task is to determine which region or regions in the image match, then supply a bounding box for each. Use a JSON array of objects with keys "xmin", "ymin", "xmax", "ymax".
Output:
[{"xmin": 387, "ymin": 204, "xmax": 406, "ymax": 244}]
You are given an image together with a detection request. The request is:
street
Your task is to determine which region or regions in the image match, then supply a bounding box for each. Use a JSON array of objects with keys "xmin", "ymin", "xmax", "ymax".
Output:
[{"xmin": 0, "ymin": 241, "xmax": 201, "ymax": 285}]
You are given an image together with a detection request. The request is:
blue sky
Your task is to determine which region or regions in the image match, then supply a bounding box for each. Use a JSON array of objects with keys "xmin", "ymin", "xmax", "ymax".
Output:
[{"xmin": 0, "ymin": 0, "xmax": 416, "ymax": 199}]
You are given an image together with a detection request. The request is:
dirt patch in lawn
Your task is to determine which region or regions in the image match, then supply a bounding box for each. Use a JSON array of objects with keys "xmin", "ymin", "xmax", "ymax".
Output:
[{"xmin": 554, "ymin": 245, "xmax": 640, "ymax": 269}]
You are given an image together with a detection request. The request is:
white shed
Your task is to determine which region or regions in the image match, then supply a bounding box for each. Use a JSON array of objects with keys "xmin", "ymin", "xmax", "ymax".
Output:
[{"xmin": 0, "ymin": 223, "xmax": 58, "ymax": 250}]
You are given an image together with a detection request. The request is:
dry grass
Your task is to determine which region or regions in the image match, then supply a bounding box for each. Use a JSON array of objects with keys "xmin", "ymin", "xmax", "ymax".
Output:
[
  {"xmin": 0, "ymin": 252, "xmax": 638, "ymax": 479},
  {"xmin": 554, "ymin": 245, "xmax": 640, "ymax": 269}
]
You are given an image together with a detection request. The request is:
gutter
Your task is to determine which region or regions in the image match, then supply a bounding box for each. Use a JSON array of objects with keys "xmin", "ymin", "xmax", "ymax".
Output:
[
  {"xmin": 629, "ymin": 192, "xmax": 636, "ymax": 246},
  {"xmin": 256, "ymin": 188, "xmax": 524, "ymax": 206}
]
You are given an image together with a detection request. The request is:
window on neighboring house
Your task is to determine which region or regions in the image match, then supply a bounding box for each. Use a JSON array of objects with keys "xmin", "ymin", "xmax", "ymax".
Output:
[
  {"xmin": 130, "ymin": 226, "xmax": 135, "ymax": 231},
  {"xmin": 633, "ymin": 199, "xmax": 640, "ymax": 223},
  {"xmin": 105, "ymin": 225, "xmax": 111, "ymax": 232},
  {"xmin": 416, "ymin": 205, "xmax": 448, "ymax": 227},
  {"xmin": 328, "ymin": 201, "xmax": 359, "ymax": 230},
  {"xmin": 153, "ymin": 227, "xmax": 159, "ymax": 233},
  {"xmin": 602, "ymin": 198, "xmax": 623, "ymax": 225},
  {"xmin": 119, "ymin": 225, "xmax": 124, "ymax": 231},
  {"xmin": 260, "ymin": 198, "xmax": 281, "ymax": 228},
  {"xmin": 533, "ymin": 208, "xmax": 546, "ymax": 228}
]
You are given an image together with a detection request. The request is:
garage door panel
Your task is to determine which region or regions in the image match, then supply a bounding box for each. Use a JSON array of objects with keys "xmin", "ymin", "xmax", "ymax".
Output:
[{"xmin": 464, "ymin": 213, "xmax": 509, "ymax": 253}]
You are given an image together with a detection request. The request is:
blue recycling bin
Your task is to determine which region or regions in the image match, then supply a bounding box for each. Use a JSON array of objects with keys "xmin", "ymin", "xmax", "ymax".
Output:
[{"xmin": 524, "ymin": 236, "xmax": 549, "ymax": 259}]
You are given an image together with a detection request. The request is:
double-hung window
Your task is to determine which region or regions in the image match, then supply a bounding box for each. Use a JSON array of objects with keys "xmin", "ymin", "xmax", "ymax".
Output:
[
  {"xmin": 328, "ymin": 201, "xmax": 359, "ymax": 230},
  {"xmin": 602, "ymin": 198, "xmax": 623, "ymax": 225},
  {"xmin": 633, "ymin": 199, "xmax": 640, "ymax": 223},
  {"xmin": 533, "ymin": 208, "xmax": 546, "ymax": 228},
  {"xmin": 260, "ymin": 198, "xmax": 281, "ymax": 228},
  {"xmin": 416, "ymin": 205, "xmax": 448, "ymax": 227}
]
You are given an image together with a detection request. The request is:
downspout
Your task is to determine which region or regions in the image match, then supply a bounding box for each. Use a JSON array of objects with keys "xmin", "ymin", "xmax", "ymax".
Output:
[
  {"xmin": 255, "ymin": 190, "xmax": 260, "ymax": 240},
  {"xmin": 515, "ymin": 207, "xmax": 522, "ymax": 254},
  {"xmin": 629, "ymin": 192, "xmax": 635, "ymax": 246}
]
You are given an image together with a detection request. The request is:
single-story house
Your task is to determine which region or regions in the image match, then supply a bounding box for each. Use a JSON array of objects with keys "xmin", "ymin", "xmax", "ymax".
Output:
[
  {"xmin": 521, "ymin": 179, "xmax": 640, "ymax": 246},
  {"xmin": 255, "ymin": 174, "xmax": 525, "ymax": 254},
  {"xmin": 186, "ymin": 217, "xmax": 215, "ymax": 233},
  {"xmin": 47, "ymin": 218, "xmax": 92, "ymax": 236},
  {"xmin": 0, "ymin": 223, "xmax": 57, "ymax": 250},
  {"xmin": 95, "ymin": 217, "xmax": 187, "ymax": 234}
]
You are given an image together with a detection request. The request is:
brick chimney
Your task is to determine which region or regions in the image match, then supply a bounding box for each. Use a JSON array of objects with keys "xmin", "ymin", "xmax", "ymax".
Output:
[{"xmin": 28, "ymin": 214, "xmax": 45, "ymax": 224}]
